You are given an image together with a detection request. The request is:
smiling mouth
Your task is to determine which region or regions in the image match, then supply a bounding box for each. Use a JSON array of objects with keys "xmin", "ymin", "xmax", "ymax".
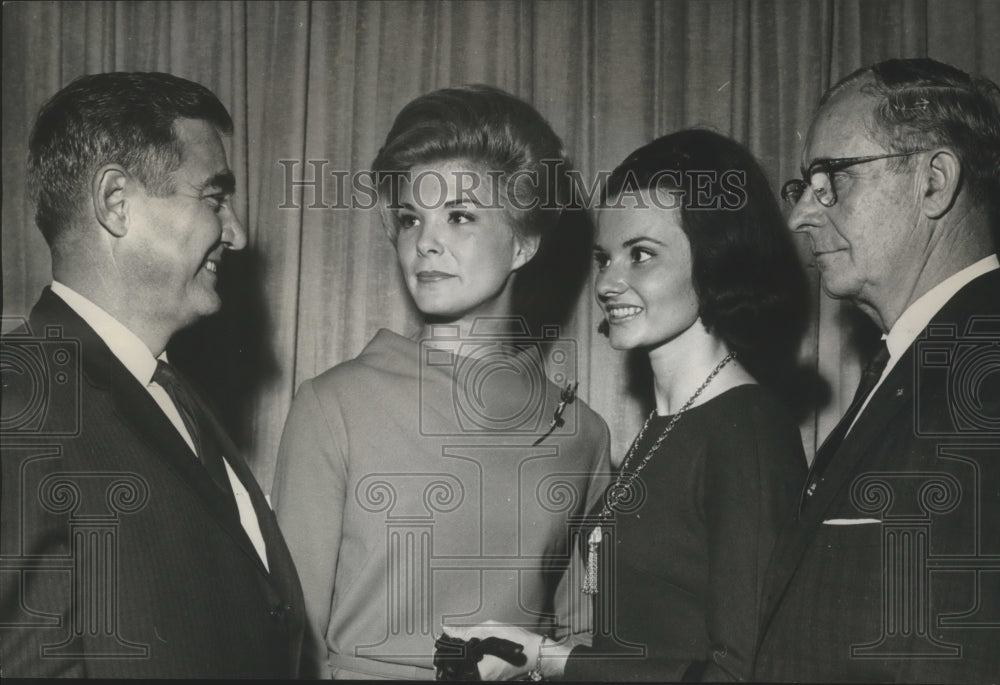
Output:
[
  {"xmin": 605, "ymin": 304, "xmax": 643, "ymax": 323},
  {"xmin": 417, "ymin": 271, "xmax": 456, "ymax": 283},
  {"xmin": 203, "ymin": 259, "xmax": 219, "ymax": 275}
]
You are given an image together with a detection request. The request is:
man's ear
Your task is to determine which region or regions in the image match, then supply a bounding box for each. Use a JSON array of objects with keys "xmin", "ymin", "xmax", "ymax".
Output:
[
  {"xmin": 921, "ymin": 148, "xmax": 962, "ymax": 220},
  {"xmin": 92, "ymin": 165, "xmax": 130, "ymax": 237},
  {"xmin": 511, "ymin": 232, "xmax": 541, "ymax": 272}
]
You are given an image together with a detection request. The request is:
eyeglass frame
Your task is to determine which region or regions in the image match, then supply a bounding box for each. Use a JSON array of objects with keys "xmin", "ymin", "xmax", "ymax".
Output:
[{"xmin": 780, "ymin": 150, "xmax": 928, "ymax": 208}]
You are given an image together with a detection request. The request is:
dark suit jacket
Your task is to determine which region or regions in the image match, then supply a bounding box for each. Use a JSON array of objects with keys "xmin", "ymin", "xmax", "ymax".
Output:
[
  {"xmin": 753, "ymin": 269, "xmax": 1000, "ymax": 682},
  {"xmin": 0, "ymin": 288, "xmax": 304, "ymax": 678}
]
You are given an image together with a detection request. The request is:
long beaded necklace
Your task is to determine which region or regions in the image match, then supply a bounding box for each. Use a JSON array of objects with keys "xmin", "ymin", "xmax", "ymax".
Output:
[{"xmin": 582, "ymin": 351, "xmax": 737, "ymax": 595}]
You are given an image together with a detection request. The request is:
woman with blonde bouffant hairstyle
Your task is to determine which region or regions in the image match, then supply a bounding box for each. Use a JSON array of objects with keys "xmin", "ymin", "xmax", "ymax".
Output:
[{"xmin": 272, "ymin": 85, "xmax": 611, "ymax": 680}]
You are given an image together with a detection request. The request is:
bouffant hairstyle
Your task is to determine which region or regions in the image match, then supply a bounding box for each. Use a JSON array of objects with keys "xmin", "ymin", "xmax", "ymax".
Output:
[
  {"xmin": 371, "ymin": 85, "xmax": 591, "ymax": 334},
  {"xmin": 370, "ymin": 84, "xmax": 569, "ymax": 244}
]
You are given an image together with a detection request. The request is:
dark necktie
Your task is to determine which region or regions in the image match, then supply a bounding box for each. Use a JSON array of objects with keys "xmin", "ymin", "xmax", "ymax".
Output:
[
  {"xmin": 152, "ymin": 360, "xmax": 239, "ymax": 516},
  {"xmin": 801, "ymin": 340, "xmax": 891, "ymax": 508}
]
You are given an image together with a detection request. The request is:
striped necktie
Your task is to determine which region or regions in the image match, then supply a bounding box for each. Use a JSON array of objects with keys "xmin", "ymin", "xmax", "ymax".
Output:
[{"xmin": 152, "ymin": 360, "xmax": 239, "ymax": 515}]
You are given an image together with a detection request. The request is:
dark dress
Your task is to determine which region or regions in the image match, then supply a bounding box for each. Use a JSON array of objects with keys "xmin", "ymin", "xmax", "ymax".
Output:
[{"xmin": 563, "ymin": 384, "xmax": 806, "ymax": 681}]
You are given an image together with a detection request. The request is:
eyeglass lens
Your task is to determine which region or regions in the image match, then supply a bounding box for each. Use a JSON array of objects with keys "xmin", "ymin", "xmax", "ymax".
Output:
[
  {"xmin": 781, "ymin": 172, "xmax": 835, "ymax": 207},
  {"xmin": 810, "ymin": 171, "xmax": 835, "ymax": 206}
]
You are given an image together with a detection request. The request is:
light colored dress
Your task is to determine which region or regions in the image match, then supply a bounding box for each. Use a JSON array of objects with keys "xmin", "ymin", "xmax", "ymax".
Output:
[{"xmin": 272, "ymin": 328, "xmax": 611, "ymax": 679}]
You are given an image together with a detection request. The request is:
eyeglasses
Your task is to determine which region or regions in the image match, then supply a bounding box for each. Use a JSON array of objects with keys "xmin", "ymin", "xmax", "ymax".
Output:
[{"xmin": 780, "ymin": 150, "xmax": 927, "ymax": 208}]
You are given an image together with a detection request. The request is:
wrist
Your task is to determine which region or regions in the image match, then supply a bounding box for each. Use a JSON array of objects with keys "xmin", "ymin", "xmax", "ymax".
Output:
[
  {"xmin": 527, "ymin": 635, "xmax": 546, "ymax": 681},
  {"xmin": 530, "ymin": 636, "xmax": 570, "ymax": 680}
]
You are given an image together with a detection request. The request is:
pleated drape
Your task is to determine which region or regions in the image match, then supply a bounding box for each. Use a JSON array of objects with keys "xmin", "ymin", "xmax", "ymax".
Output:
[{"xmin": 4, "ymin": 0, "xmax": 999, "ymax": 489}]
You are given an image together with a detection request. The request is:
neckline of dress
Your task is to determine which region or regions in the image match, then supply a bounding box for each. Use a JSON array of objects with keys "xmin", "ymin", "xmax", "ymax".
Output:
[{"xmin": 650, "ymin": 382, "xmax": 760, "ymax": 420}]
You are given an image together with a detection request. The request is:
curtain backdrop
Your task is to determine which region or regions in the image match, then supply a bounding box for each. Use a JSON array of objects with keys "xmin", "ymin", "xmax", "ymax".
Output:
[{"xmin": 4, "ymin": 0, "xmax": 999, "ymax": 490}]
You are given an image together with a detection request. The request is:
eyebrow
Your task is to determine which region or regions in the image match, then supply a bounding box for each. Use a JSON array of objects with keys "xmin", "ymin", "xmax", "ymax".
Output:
[
  {"xmin": 198, "ymin": 170, "xmax": 236, "ymax": 195},
  {"xmin": 396, "ymin": 196, "xmax": 487, "ymax": 212},
  {"xmin": 800, "ymin": 158, "xmax": 827, "ymax": 176},
  {"xmin": 593, "ymin": 236, "xmax": 667, "ymax": 252},
  {"xmin": 801, "ymin": 156, "xmax": 859, "ymax": 176},
  {"xmin": 444, "ymin": 196, "xmax": 486, "ymax": 208},
  {"xmin": 622, "ymin": 236, "xmax": 666, "ymax": 248}
]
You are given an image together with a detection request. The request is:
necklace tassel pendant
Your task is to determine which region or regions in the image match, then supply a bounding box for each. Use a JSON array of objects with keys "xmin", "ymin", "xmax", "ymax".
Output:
[{"xmin": 582, "ymin": 526, "xmax": 602, "ymax": 595}]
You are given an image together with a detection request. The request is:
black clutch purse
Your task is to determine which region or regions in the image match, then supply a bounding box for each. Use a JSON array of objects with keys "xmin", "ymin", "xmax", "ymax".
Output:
[{"xmin": 433, "ymin": 632, "xmax": 527, "ymax": 680}]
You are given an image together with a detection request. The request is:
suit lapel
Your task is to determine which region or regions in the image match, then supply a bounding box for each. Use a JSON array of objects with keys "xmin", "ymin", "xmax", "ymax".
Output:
[
  {"xmin": 192, "ymin": 357, "xmax": 304, "ymax": 649},
  {"xmin": 30, "ymin": 289, "xmax": 271, "ymax": 578},
  {"xmin": 758, "ymin": 350, "xmax": 913, "ymax": 637},
  {"xmin": 803, "ymin": 352, "xmax": 913, "ymax": 523},
  {"xmin": 110, "ymin": 378, "xmax": 273, "ymax": 572},
  {"xmin": 758, "ymin": 267, "xmax": 1000, "ymax": 641},
  {"xmin": 198, "ymin": 403, "xmax": 284, "ymax": 576}
]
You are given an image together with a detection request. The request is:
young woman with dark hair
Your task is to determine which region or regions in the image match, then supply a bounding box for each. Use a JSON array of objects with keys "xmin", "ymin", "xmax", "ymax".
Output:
[{"xmin": 448, "ymin": 129, "xmax": 808, "ymax": 682}]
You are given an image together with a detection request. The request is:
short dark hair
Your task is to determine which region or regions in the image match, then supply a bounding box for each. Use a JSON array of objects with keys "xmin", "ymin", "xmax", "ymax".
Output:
[
  {"xmin": 28, "ymin": 71, "xmax": 233, "ymax": 244},
  {"xmin": 827, "ymin": 58, "xmax": 1000, "ymax": 213},
  {"xmin": 602, "ymin": 129, "xmax": 808, "ymax": 380},
  {"xmin": 370, "ymin": 84, "xmax": 569, "ymax": 244}
]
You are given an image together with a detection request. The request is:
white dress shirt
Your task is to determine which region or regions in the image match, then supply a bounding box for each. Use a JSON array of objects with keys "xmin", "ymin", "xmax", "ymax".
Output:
[
  {"xmin": 50, "ymin": 281, "xmax": 270, "ymax": 570},
  {"xmin": 848, "ymin": 254, "xmax": 1000, "ymax": 433}
]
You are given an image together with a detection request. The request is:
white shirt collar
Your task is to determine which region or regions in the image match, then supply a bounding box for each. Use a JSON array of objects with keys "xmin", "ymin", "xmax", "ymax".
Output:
[
  {"xmin": 844, "ymin": 255, "xmax": 997, "ymax": 435},
  {"xmin": 50, "ymin": 281, "xmax": 162, "ymax": 386},
  {"xmin": 884, "ymin": 254, "xmax": 1000, "ymax": 363}
]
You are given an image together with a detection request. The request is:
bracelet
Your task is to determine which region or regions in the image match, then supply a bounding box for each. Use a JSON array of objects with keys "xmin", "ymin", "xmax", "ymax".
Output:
[{"xmin": 527, "ymin": 635, "xmax": 547, "ymax": 681}]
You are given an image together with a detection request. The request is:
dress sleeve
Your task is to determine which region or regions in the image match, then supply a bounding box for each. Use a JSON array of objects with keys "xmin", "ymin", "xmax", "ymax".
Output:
[
  {"xmin": 698, "ymin": 401, "xmax": 806, "ymax": 681},
  {"xmin": 552, "ymin": 417, "xmax": 612, "ymax": 646},
  {"xmin": 271, "ymin": 378, "xmax": 350, "ymax": 679}
]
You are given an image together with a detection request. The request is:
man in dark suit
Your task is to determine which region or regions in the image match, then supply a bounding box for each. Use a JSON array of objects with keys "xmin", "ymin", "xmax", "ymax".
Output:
[
  {"xmin": 0, "ymin": 72, "xmax": 303, "ymax": 677},
  {"xmin": 753, "ymin": 58, "xmax": 1000, "ymax": 682}
]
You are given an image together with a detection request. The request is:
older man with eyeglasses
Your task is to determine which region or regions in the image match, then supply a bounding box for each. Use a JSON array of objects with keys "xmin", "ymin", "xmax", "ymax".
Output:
[{"xmin": 753, "ymin": 57, "xmax": 1000, "ymax": 683}]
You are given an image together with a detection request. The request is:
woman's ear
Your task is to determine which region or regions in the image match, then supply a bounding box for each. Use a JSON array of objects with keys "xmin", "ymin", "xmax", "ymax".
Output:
[{"xmin": 511, "ymin": 232, "xmax": 541, "ymax": 271}]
